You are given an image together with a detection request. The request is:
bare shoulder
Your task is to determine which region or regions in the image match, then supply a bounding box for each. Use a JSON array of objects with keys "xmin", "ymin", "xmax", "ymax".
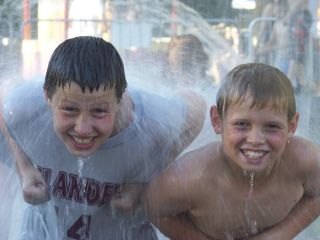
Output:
[
  {"xmin": 144, "ymin": 143, "xmax": 222, "ymax": 218},
  {"xmin": 171, "ymin": 142, "xmax": 221, "ymax": 184},
  {"xmin": 284, "ymin": 136, "xmax": 320, "ymax": 174},
  {"xmin": 147, "ymin": 141, "xmax": 222, "ymax": 201}
]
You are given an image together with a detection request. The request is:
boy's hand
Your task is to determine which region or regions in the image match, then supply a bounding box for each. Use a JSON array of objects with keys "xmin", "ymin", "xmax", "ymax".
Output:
[
  {"xmin": 20, "ymin": 164, "xmax": 50, "ymax": 205},
  {"xmin": 110, "ymin": 184, "xmax": 145, "ymax": 213}
]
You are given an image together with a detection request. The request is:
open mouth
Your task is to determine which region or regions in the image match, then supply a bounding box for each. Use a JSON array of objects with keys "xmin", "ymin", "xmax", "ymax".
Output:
[
  {"xmin": 73, "ymin": 136, "xmax": 94, "ymax": 144},
  {"xmin": 70, "ymin": 135, "xmax": 96, "ymax": 150},
  {"xmin": 241, "ymin": 149, "xmax": 268, "ymax": 165}
]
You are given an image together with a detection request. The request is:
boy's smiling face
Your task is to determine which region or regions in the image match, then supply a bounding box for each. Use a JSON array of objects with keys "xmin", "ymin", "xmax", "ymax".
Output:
[
  {"xmin": 46, "ymin": 82, "xmax": 119, "ymax": 157},
  {"xmin": 212, "ymin": 97, "xmax": 298, "ymax": 174}
]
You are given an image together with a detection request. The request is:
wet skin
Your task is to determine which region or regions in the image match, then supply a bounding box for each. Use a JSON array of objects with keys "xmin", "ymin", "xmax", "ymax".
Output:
[
  {"xmin": 46, "ymin": 82, "xmax": 120, "ymax": 157},
  {"xmin": 212, "ymin": 97, "xmax": 298, "ymax": 175}
]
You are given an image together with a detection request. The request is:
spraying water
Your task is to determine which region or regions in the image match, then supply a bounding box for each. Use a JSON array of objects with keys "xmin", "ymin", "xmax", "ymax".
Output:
[
  {"xmin": 0, "ymin": 1, "xmax": 319, "ymax": 240},
  {"xmin": 244, "ymin": 172, "xmax": 258, "ymax": 236}
]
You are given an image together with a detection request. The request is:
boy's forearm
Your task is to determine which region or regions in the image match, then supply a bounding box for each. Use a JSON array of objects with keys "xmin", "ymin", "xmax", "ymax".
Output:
[
  {"xmin": 0, "ymin": 111, "xmax": 33, "ymax": 172},
  {"xmin": 250, "ymin": 196, "xmax": 320, "ymax": 240},
  {"xmin": 179, "ymin": 91, "xmax": 206, "ymax": 148},
  {"xmin": 153, "ymin": 214, "xmax": 215, "ymax": 240}
]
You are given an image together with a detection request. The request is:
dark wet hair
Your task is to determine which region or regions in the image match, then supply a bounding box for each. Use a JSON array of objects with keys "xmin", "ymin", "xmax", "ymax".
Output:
[
  {"xmin": 216, "ymin": 63, "xmax": 296, "ymax": 121},
  {"xmin": 44, "ymin": 36, "xmax": 127, "ymax": 102}
]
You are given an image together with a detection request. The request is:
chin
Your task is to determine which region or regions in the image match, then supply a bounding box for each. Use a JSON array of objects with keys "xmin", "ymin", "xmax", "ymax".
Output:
[
  {"xmin": 240, "ymin": 161, "xmax": 262, "ymax": 171},
  {"xmin": 66, "ymin": 144, "xmax": 97, "ymax": 157},
  {"xmin": 244, "ymin": 164, "xmax": 270, "ymax": 175}
]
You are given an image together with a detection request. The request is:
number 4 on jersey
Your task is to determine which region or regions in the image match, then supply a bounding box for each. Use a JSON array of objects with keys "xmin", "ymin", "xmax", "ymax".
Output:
[{"xmin": 67, "ymin": 215, "xmax": 92, "ymax": 239}]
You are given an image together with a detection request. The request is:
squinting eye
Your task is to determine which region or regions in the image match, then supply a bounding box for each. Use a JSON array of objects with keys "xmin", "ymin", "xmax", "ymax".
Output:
[
  {"xmin": 234, "ymin": 122, "xmax": 247, "ymax": 127},
  {"xmin": 62, "ymin": 106, "xmax": 77, "ymax": 112},
  {"xmin": 94, "ymin": 108, "xmax": 107, "ymax": 113},
  {"xmin": 267, "ymin": 124, "xmax": 280, "ymax": 129},
  {"xmin": 92, "ymin": 108, "xmax": 109, "ymax": 118}
]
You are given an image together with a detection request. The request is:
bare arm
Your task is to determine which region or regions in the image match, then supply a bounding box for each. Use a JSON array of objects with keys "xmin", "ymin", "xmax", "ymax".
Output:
[
  {"xmin": 154, "ymin": 213, "xmax": 216, "ymax": 240},
  {"xmin": 110, "ymin": 183, "xmax": 146, "ymax": 213},
  {"xmin": 143, "ymin": 155, "xmax": 214, "ymax": 240},
  {"xmin": 249, "ymin": 196, "xmax": 320, "ymax": 240},
  {"xmin": 0, "ymin": 105, "xmax": 49, "ymax": 205},
  {"xmin": 170, "ymin": 90, "xmax": 206, "ymax": 159}
]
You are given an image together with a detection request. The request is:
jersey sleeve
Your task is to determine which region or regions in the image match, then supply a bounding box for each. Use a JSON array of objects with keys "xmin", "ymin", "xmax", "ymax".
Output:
[
  {"xmin": 131, "ymin": 89, "xmax": 187, "ymax": 181},
  {"xmin": 2, "ymin": 80, "xmax": 52, "ymax": 162}
]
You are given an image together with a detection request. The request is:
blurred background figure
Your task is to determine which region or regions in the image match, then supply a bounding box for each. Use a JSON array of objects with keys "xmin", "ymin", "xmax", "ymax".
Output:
[
  {"xmin": 256, "ymin": 0, "xmax": 313, "ymax": 93},
  {"xmin": 163, "ymin": 34, "xmax": 212, "ymax": 90},
  {"xmin": 254, "ymin": 0, "xmax": 277, "ymax": 65},
  {"xmin": 287, "ymin": 8, "xmax": 313, "ymax": 93},
  {"xmin": 161, "ymin": 34, "xmax": 218, "ymax": 154},
  {"xmin": 255, "ymin": 0, "xmax": 290, "ymax": 73}
]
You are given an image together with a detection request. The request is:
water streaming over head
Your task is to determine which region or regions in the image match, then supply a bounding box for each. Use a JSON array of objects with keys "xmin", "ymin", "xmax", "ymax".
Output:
[{"xmin": 0, "ymin": 1, "xmax": 319, "ymax": 240}]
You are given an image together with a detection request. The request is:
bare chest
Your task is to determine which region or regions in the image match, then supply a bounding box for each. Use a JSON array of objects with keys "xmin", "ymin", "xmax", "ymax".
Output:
[{"xmin": 190, "ymin": 176, "xmax": 304, "ymax": 239}]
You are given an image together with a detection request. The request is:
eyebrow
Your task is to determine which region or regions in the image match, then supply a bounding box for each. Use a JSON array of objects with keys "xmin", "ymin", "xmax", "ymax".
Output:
[{"xmin": 60, "ymin": 94, "xmax": 114, "ymax": 103}]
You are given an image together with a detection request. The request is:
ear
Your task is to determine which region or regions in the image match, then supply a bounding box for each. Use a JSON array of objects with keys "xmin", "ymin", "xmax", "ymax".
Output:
[
  {"xmin": 288, "ymin": 112, "xmax": 299, "ymax": 137},
  {"xmin": 44, "ymin": 89, "xmax": 52, "ymax": 106},
  {"xmin": 210, "ymin": 105, "xmax": 222, "ymax": 134}
]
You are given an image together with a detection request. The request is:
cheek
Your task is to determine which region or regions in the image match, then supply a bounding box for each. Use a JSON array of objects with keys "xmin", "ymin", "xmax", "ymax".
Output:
[
  {"xmin": 223, "ymin": 128, "xmax": 245, "ymax": 144},
  {"xmin": 266, "ymin": 132, "xmax": 288, "ymax": 149},
  {"xmin": 53, "ymin": 113, "xmax": 73, "ymax": 133},
  {"xmin": 96, "ymin": 116, "xmax": 116, "ymax": 135}
]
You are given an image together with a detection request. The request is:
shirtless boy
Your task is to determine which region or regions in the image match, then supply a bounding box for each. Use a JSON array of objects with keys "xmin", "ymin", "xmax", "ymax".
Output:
[{"xmin": 144, "ymin": 63, "xmax": 320, "ymax": 240}]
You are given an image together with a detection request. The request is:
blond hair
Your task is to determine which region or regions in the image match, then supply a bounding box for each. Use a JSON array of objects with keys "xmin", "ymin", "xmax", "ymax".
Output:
[{"xmin": 216, "ymin": 63, "xmax": 296, "ymax": 121}]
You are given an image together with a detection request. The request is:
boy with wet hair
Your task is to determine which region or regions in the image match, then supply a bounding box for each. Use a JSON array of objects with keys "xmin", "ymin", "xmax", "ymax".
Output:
[
  {"xmin": 144, "ymin": 63, "xmax": 320, "ymax": 240},
  {"xmin": 0, "ymin": 36, "xmax": 206, "ymax": 239}
]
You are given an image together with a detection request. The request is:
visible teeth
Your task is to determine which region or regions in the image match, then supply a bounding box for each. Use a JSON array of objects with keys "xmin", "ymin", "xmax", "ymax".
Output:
[
  {"xmin": 243, "ymin": 150, "xmax": 264, "ymax": 158},
  {"xmin": 73, "ymin": 136, "xmax": 93, "ymax": 144}
]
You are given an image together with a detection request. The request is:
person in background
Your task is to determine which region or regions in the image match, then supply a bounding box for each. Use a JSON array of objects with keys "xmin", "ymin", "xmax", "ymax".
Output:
[
  {"xmin": 256, "ymin": 0, "xmax": 290, "ymax": 74},
  {"xmin": 164, "ymin": 34, "xmax": 211, "ymax": 89},
  {"xmin": 255, "ymin": 0, "xmax": 277, "ymax": 65},
  {"xmin": 257, "ymin": 0, "xmax": 312, "ymax": 93},
  {"xmin": 287, "ymin": 9, "xmax": 312, "ymax": 93}
]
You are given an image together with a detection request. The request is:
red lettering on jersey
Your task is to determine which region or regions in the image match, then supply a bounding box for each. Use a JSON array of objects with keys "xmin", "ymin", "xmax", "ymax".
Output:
[
  {"xmin": 67, "ymin": 174, "xmax": 85, "ymax": 203},
  {"xmin": 85, "ymin": 179, "xmax": 102, "ymax": 205},
  {"xmin": 98, "ymin": 183, "xmax": 119, "ymax": 206},
  {"xmin": 67, "ymin": 215, "xmax": 92, "ymax": 239},
  {"xmin": 37, "ymin": 166, "xmax": 119, "ymax": 206},
  {"xmin": 52, "ymin": 171, "xmax": 68, "ymax": 198}
]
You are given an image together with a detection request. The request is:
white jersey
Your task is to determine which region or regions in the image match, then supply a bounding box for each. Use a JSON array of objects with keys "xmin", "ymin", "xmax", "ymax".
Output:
[{"xmin": 3, "ymin": 81, "xmax": 187, "ymax": 240}]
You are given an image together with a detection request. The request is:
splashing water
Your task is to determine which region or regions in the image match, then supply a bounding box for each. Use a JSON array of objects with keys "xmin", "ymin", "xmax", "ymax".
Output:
[
  {"xmin": 78, "ymin": 157, "xmax": 88, "ymax": 214},
  {"xmin": 0, "ymin": 0, "xmax": 319, "ymax": 240},
  {"xmin": 249, "ymin": 172, "xmax": 254, "ymax": 194},
  {"xmin": 244, "ymin": 172, "xmax": 258, "ymax": 235}
]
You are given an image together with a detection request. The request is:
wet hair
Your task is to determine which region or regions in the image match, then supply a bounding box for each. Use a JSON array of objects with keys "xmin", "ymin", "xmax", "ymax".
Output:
[
  {"xmin": 44, "ymin": 36, "xmax": 127, "ymax": 102},
  {"xmin": 167, "ymin": 34, "xmax": 209, "ymax": 79},
  {"xmin": 216, "ymin": 63, "xmax": 296, "ymax": 121}
]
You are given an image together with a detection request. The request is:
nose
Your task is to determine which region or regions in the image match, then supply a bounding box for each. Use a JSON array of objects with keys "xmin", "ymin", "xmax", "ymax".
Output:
[
  {"xmin": 74, "ymin": 114, "xmax": 93, "ymax": 136},
  {"xmin": 247, "ymin": 127, "xmax": 265, "ymax": 144}
]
